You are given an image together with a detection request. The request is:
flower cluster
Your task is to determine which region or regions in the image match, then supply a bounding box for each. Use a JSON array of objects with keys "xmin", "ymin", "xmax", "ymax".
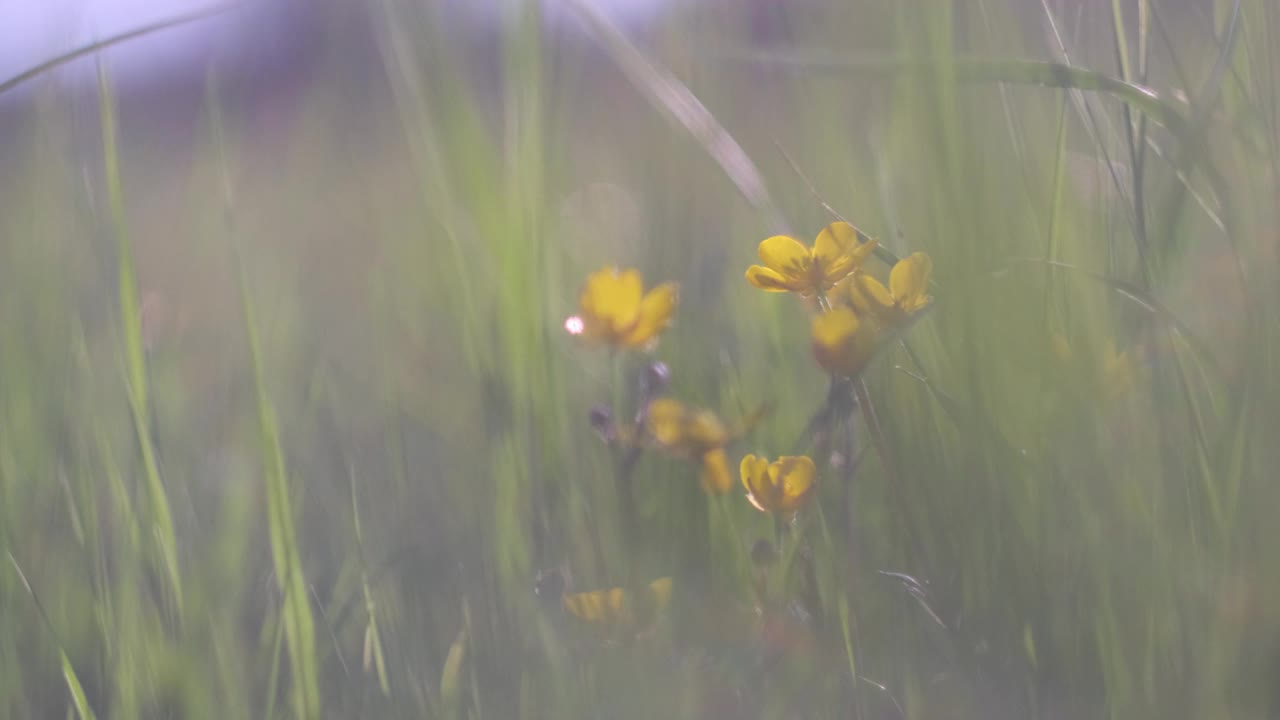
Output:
[
  {"xmin": 560, "ymin": 225, "xmax": 934, "ymax": 637},
  {"xmin": 747, "ymin": 222, "xmax": 934, "ymax": 378},
  {"xmin": 561, "ymin": 576, "xmax": 673, "ymax": 642}
]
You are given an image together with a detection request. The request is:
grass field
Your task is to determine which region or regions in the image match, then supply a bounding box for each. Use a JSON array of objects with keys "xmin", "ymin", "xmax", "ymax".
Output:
[{"xmin": 2, "ymin": 1, "xmax": 1279, "ymax": 717}]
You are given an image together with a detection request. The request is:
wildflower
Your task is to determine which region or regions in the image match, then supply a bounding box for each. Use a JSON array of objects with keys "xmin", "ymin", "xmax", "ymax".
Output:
[
  {"xmin": 740, "ymin": 454, "xmax": 816, "ymax": 514},
  {"xmin": 1051, "ymin": 333, "xmax": 1136, "ymax": 401},
  {"xmin": 645, "ymin": 397, "xmax": 734, "ymax": 493},
  {"xmin": 573, "ymin": 267, "xmax": 678, "ymax": 349},
  {"xmin": 810, "ymin": 307, "xmax": 881, "ymax": 378},
  {"xmin": 1100, "ymin": 343, "xmax": 1136, "ymax": 397},
  {"xmin": 840, "ymin": 251, "xmax": 933, "ymax": 328},
  {"xmin": 562, "ymin": 577, "xmax": 674, "ymax": 640},
  {"xmin": 745, "ymin": 222, "xmax": 877, "ymax": 296}
]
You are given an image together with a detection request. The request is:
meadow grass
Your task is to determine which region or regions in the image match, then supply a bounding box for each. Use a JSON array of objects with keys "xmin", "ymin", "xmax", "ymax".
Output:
[{"xmin": 1, "ymin": 0, "xmax": 1278, "ymax": 717}]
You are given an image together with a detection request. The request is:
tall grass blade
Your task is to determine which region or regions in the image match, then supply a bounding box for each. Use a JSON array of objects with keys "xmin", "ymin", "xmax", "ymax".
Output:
[
  {"xmin": 237, "ymin": 259, "xmax": 321, "ymax": 718},
  {"xmin": 97, "ymin": 64, "xmax": 183, "ymax": 619}
]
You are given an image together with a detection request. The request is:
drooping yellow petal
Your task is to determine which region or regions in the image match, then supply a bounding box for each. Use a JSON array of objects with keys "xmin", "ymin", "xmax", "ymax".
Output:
[
  {"xmin": 889, "ymin": 252, "xmax": 933, "ymax": 313},
  {"xmin": 745, "ymin": 265, "xmax": 799, "ymax": 292},
  {"xmin": 811, "ymin": 307, "xmax": 878, "ymax": 377},
  {"xmin": 756, "ymin": 235, "xmax": 812, "ymax": 281},
  {"xmin": 620, "ymin": 282, "xmax": 678, "ymax": 347},
  {"xmin": 699, "ymin": 448, "xmax": 733, "ymax": 494}
]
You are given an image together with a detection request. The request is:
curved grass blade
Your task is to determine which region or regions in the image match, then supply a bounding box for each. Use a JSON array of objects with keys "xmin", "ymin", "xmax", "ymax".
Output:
[
  {"xmin": 999, "ymin": 257, "xmax": 1226, "ymax": 385},
  {"xmin": 565, "ymin": 0, "xmax": 789, "ymax": 235},
  {"xmin": 8, "ymin": 554, "xmax": 99, "ymax": 720},
  {"xmin": 712, "ymin": 52, "xmax": 1190, "ymax": 135},
  {"xmin": 0, "ymin": 3, "xmax": 244, "ymax": 96}
]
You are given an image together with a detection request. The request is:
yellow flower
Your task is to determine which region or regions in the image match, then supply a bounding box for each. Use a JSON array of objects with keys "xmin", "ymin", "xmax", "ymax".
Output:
[
  {"xmin": 745, "ymin": 222, "xmax": 877, "ymax": 296},
  {"xmin": 1051, "ymin": 333, "xmax": 1136, "ymax": 401},
  {"xmin": 575, "ymin": 267, "xmax": 678, "ymax": 348},
  {"xmin": 562, "ymin": 577, "xmax": 674, "ymax": 640},
  {"xmin": 811, "ymin": 307, "xmax": 882, "ymax": 378},
  {"xmin": 645, "ymin": 397, "xmax": 734, "ymax": 493},
  {"xmin": 840, "ymin": 251, "xmax": 933, "ymax": 327},
  {"xmin": 740, "ymin": 454, "xmax": 816, "ymax": 514},
  {"xmin": 1101, "ymin": 343, "xmax": 1136, "ymax": 398}
]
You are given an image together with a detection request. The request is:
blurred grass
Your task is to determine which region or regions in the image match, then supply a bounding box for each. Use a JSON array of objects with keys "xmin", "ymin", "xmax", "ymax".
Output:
[{"xmin": 1, "ymin": 0, "xmax": 1279, "ymax": 717}]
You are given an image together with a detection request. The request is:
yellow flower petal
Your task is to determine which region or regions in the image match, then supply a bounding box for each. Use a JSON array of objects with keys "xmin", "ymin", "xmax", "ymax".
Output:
[
  {"xmin": 620, "ymin": 282, "xmax": 678, "ymax": 347},
  {"xmin": 847, "ymin": 236, "xmax": 879, "ymax": 266},
  {"xmin": 776, "ymin": 456, "xmax": 816, "ymax": 511},
  {"xmin": 811, "ymin": 307, "xmax": 860, "ymax": 352},
  {"xmin": 579, "ymin": 267, "xmax": 644, "ymax": 341},
  {"xmin": 606, "ymin": 587, "xmax": 632, "ymax": 625},
  {"xmin": 813, "ymin": 222, "xmax": 857, "ymax": 278},
  {"xmin": 889, "ymin": 252, "xmax": 933, "ymax": 313},
  {"xmin": 648, "ymin": 577, "xmax": 673, "ymax": 610},
  {"xmin": 645, "ymin": 398, "xmax": 687, "ymax": 447},
  {"xmin": 739, "ymin": 453, "xmax": 760, "ymax": 489},
  {"xmin": 813, "ymin": 222, "xmax": 877, "ymax": 284},
  {"xmin": 756, "ymin": 235, "xmax": 812, "ymax": 281},
  {"xmin": 741, "ymin": 454, "xmax": 771, "ymax": 510},
  {"xmin": 741, "ymin": 455, "xmax": 816, "ymax": 513},
  {"xmin": 564, "ymin": 588, "xmax": 608, "ymax": 623},
  {"xmin": 811, "ymin": 308, "xmax": 878, "ymax": 377},
  {"xmin": 700, "ymin": 448, "xmax": 733, "ymax": 494},
  {"xmin": 686, "ymin": 409, "xmax": 729, "ymax": 449},
  {"xmin": 745, "ymin": 265, "xmax": 798, "ymax": 292},
  {"xmin": 845, "ymin": 272, "xmax": 895, "ymax": 319}
]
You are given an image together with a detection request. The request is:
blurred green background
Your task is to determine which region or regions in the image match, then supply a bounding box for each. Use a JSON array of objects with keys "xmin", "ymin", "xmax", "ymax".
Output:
[{"xmin": 2, "ymin": 0, "xmax": 1278, "ymax": 717}]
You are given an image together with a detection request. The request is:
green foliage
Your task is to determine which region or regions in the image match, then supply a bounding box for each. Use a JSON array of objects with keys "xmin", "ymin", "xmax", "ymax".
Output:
[{"xmin": 1, "ymin": 1, "xmax": 1279, "ymax": 717}]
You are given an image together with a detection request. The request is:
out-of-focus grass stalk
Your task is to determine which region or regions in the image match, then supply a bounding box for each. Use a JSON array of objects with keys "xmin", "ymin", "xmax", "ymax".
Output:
[
  {"xmin": 238, "ymin": 258, "xmax": 321, "ymax": 718},
  {"xmin": 350, "ymin": 469, "xmax": 390, "ymax": 697},
  {"xmin": 97, "ymin": 65, "xmax": 184, "ymax": 621},
  {"xmin": 565, "ymin": 0, "xmax": 789, "ymax": 235},
  {"xmin": 8, "ymin": 553, "xmax": 98, "ymax": 720},
  {"xmin": 236, "ymin": 242, "xmax": 321, "ymax": 719}
]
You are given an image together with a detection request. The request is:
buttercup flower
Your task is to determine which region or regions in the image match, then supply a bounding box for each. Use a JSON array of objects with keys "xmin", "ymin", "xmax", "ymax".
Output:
[
  {"xmin": 745, "ymin": 222, "xmax": 877, "ymax": 296},
  {"xmin": 645, "ymin": 397, "xmax": 734, "ymax": 493},
  {"xmin": 840, "ymin": 251, "xmax": 933, "ymax": 328},
  {"xmin": 1052, "ymin": 333, "xmax": 1136, "ymax": 401},
  {"xmin": 811, "ymin": 307, "xmax": 882, "ymax": 378},
  {"xmin": 740, "ymin": 454, "xmax": 817, "ymax": 514},
  {"xmin": 573, "ymin": 267, "xmax": 678, "ymax": 349},
  {"xmin": 562, "ymin": 577, "xmax": 674, "ymax": 640}
]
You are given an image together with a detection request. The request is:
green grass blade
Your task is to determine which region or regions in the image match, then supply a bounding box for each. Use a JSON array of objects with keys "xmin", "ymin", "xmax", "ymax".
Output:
[
  {"xmin": 97, "ymin": 64, "xmax": 183, "ymax": 619},
  {"xmin": 60, "ymin": 652, "xmax": 98, "ymax": 720},
  {"xmin": 237, "ymin": 258, "xmax": 321, "ymax": 719}
]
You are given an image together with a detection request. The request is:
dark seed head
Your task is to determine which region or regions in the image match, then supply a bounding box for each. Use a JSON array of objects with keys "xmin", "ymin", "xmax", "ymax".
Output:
[{"xmin": 589, "ymin": 405, "xmax": 614, "ymax": 440}]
